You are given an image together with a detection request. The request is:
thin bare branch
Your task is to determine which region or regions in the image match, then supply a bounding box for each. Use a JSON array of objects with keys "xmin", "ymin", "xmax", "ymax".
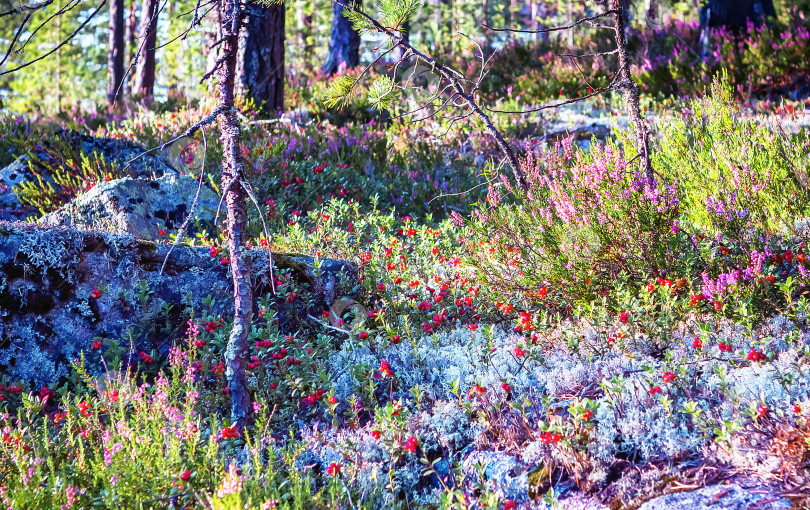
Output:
[
  {"xmin": 160, "ymin": 128, "xmax": 209, "ymax": 276},
  {"xmin": 0, "ymin": 12, "xmax": 31, "ymax": 69},
  {"xmin": 240, "ymin": 179, "xmax": 276, "ymax": 295},
  {"xmin": 482, "ymin": 9, "xmax": 617, "ymax": 34},
  {"xmin": 557, "ymin": 49, "xmax": 619, "ymax": 59},
  {"xmin": 200, "ymin": 52, "xmax": 231, "ymax": 84},
  {"xmin": 0, "ymin": 0, "xmax": 108, "ymax": 77},
  {"xmin": 484, "ymin": 84, "xmax": 615, "ymax": 115},
  {"xmin": 123, "ymin": 105, "xmax": 228, "ymax": 171},
  {"xmin": 0, "ymin": 0, "xmax": 54, "ymax": 17},
  {"xmin": 14, "ymin": 0, "xmax": 81, "ymax": 56}
]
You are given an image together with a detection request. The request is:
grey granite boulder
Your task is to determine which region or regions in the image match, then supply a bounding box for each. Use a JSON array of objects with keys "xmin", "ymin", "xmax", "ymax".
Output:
[
  {"xmin": 40, "ymin": 173, "xmax": 220, "ymax": 241},
  {"xmin": 0, "ymin": 223, "xmax": 357, "ymax": 385},
  {"xmin": 637, "ymin": 483, "xmax": 792, "ymax": 510},
  {"xmin": 0, "ymin": 130, "xmax": 176, "ymax": 221}
]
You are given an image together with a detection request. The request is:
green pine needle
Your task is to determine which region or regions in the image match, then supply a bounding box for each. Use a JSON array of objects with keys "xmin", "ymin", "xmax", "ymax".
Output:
[
  {"xmin": 323, "ymin": 75, "xmax": 357, "ymax": 109},
  {"xmin": 367, "ymin": 76, "xmax": 398, "ymax": 111}
]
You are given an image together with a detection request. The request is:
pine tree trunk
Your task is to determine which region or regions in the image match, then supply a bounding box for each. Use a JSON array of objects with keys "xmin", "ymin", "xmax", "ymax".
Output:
[
  {"xmin": 612, "ymin": 0, "xmax": 653, "ymax": 181},
  {"xmin": 432, "ymin": 0, "xmax": 441, "ymax": 48},
  {"xmin": 237, "ymin": 1, "xmax": 285, "ymax": 117},
  {"xmin": 322, "ymin": 0, "xmax": 362, "ymax": 75},
  {"xmin": 217, "ymin": 0, "xmax": 253, "ymax": 429},
  {"xmin": 297, "ymin": 3, "xmax": 312, "ymax": 69},
  {"xmin": 107, "ymin": 0, "xmax": 126, "ymax": 108},
  {"xmin": 134, "ymin": 0, "xmax": 159, "ymax": 102},
  {"xmin": 125, "ymin": 0, "xmax": 138, "ymax": 94}
]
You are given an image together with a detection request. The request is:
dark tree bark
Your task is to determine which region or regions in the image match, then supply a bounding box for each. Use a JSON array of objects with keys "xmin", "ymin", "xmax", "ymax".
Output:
[
  {"xmin": 125, "ymin": 0, "xmax": 138, "ymax": 93},
  {"xmin": 237, "ymin": 1, "xmax": 285, "ymax": 116},
  {"xmin": 701, "ymin": 0, "xmax": 776, "ymax": 31},
  {"xmin": 217, "ymin": 0, "xmax": 253, "ymax": 429},
  {"xmin": 321, "ymin": 0, "xmax": 362, "ymax": 76},
  {"xmin": 612, "ymin": 0, "xmax": 653, "ymax": 182},
  {"xmin": 107, "ymin": 0, "xmax": 126, "ymax": 108},
  {"xmin": 133, "ymin": 0, "xmax": 158, "ymax": 102}
]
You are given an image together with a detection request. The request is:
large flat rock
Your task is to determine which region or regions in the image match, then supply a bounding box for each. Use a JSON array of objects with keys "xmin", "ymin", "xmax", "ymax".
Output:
[{"xmin": 40, "ymin": 173, "xmax": 220, "ymax": 241}]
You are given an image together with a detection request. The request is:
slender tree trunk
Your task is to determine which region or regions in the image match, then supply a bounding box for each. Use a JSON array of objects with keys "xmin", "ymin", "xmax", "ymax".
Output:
[
  {"xmin": 217, "ymin": 0, "xmax": 253, "ymax": 429},
  {"xmin": 432, "ymin": 0, "xmax": 441, "ymax": 50},
  {"xmin": 134, "ymin": 0, "xmax": 159, "ymax": 102},
  {"xmin": 612, "ymin": 0, "xmax": 652, "ymax": 181},
  {"xmin": 107, "ymin": 0, "xmax": 126, "ymax": 108},
  {"xmin": 322, "ymin": 0, "xmax": 362, "ymax": 75},
  {"xmin": 566, "ymin": 1, "xmax": 573, "ymax": 47},
  {"xmin": 237, "ymin": 1, "xmax": 285, "ymax": 117},
  {"xmin": 55, "ymin": 0, "xmax": 61, "ymax": 114},
  {"xmin": 297, "ymin": 3, "xmax": 312, "ymax": 70},
  {"xmin": 125, "ymin": 0, "xmax": 138, "ymax": 94}
]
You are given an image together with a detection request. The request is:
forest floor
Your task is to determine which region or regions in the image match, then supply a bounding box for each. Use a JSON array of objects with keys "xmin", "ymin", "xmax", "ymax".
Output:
[{"xmin": 1, "ymin": 83, "xmax": 810, "ymax": 509}]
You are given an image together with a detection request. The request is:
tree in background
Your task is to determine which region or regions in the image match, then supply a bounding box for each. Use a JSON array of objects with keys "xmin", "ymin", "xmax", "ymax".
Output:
[
  {"xmin": 237, "ymin": 1, "xmax": 286, "ymax": 116},
  {"xmin": 701, "ymin": 0, "xmax": 777, "ymax": 31},
  {"xmin": 107, "ymin": 0, "xmax": 125, "ymax": 108},
  {"xmin": 322, "ymin": 0, "xmax": 362, "ymax": 75},
  {"xmin": 133, "ymin": 0, "xmax": 159, "ymax": 102},
  {"xmin": 126, "ymin": 0, "xmax": 138, "ymax": 75}
]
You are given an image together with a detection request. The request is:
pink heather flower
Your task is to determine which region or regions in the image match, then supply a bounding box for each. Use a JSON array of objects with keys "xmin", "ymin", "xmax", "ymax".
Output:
[{"xmin": 216, "ymin": 463, "xmax": 243, "ymax": 498}]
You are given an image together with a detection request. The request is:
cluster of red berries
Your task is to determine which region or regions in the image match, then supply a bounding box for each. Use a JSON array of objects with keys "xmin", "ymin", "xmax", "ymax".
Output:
[
  {"xmin": 139, "ymin": 351, "xmax": 153, "ymax": 364},
  {"xmin": 495, "ymin": 301, "xmax": 515, "ymax": 313},
  {"xmin": 468, "ymin": 385, "xmax": 487, "ymax": 400},
  {"xmin": 211, "ymin": 361, "xmax": 225, "ymax": 376},
  {"xmin": 379, "ymin": 360, "xmax": 395, "ymax": 378},
  {"xmin": 301, "ymin": 388, "xmax": 335, "ymax": 406},
  {"xmin": 0, "ymin": 384, "xmax": 22, "ymax": 394},
  {"xmin": 78, "ymin": 401, "xmax": 92, "ymax": 417},
  {"xmin": 747, "ymin": 348, "xmax": 767, "ymax": 362},
  {"xmin": 325, "ymin": 462, "xmax": 341, "ymax": 476},
  {"xmin": 516, "ymin": 311, "xmax": 533, "ymax": 331},
  {"xmin": 203, "ymin": 319, "xmax": 224, "ymax": 333},
  {"xmin": 689, "ymin": 294, "xmax": 705, "ymax": 305},
  {"xmin": 402, "ymin": 436, "xmax": 419, "ymax": 454},
  {"xmin": 270, "ymin": 347, "xmax": 288, "ymax": 360},
  {"xmin": 220, "ymin": 425, "xmax": 239, "ymax": 440},
  {"xmin": 540, "ymin": 431, "xmax": 562, "ymax": 444}
]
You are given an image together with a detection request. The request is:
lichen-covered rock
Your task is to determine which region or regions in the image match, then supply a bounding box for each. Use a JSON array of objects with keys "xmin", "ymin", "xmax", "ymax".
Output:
[
  {"xmin": 0, "ymin": 130, "xmax": 176, "ymax": 221},
  {"xmin": 636, "ymin": 483, "xmax": 792, "ymax": 510},
  {"xmin": 40, "ymin": 173, "xmax": 220, "ymax": 241},
  {"xmin": 0, "ymin": 222, "xmax": 356, "ymax": 385}
]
